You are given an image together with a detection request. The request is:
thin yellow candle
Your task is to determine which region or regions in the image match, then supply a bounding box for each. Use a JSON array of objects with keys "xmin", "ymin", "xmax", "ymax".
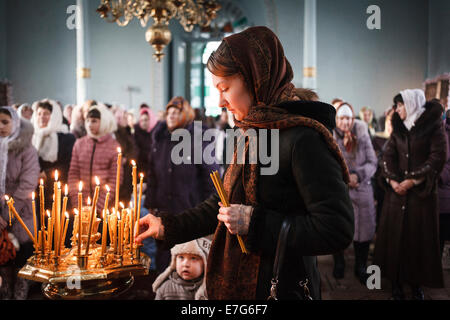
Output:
[
  {"xmin": 101, "ymin": 209, "xmax": 108, "ymax": 256},
  {"xmin": 131, "ymin": 159, "xmax": 137, "ymax": 223},
  {"xmin": 39, "ymin": 179, "xmax": 45, "ymax": 231},
  {"xmin": 31, "ymin": 192, "xmax": 37, "ymax": 244},
  {"xmin": 47, "ymin": 211, "xmax": 52, "ymax": 252},
  {"xmin": 62, "ymin": 185, "xmax": 68, "ymax": 223},
  {"xmin": 85, "ymin": 177, "xmax": 100, "ymax": 256},
  {"xmin": 117, "ymin": 213, "xmax": 122, "ymax": 256},
  {"xmin": 5, "ymin": 196, "xmax": 37, "ymax": 248},
  {"xmin": 115, "ymin": 147, "xmax": 122, "ymax": 216},
  {"xmin": 136, "ymin": 173, "xmax": 144, "ymax": 233},
  {"xmin": 55, "ymin": 181, "xmax": 62, "ymax": 257},
  {"xmin": 104, "ymin": 185, "xmax": 110, "ymax": 215},
  {"xmin": 60, "ymin": 212, "xmax": 69, "ymax": 250},
  {"xmin": 77, "ymin": 182, "xmax": 83, "ymax": 256},
  {"xmin": 38, "ymin": 230, "xmax": 43, "ymax": 255}
]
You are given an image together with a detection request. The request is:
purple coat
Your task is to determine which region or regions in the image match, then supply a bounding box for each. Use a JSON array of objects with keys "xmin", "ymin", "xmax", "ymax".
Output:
[
  {"xmin": 144, "ymin": 121, "xmax": 219, "ymax": 215},
  {"xmin": 438, "ymin": 120, "xmax": 450, "ymax": 214},
  {"xmin": 334, "ymin": 119, "xmax": 377, "ymax": 242},
  {"xmin": 0, "ymin": 119, "xmax": 40, "ymax": 244}
]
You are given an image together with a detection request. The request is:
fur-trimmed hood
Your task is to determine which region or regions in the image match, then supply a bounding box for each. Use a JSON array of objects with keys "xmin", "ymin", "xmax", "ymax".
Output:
[
  {"xmin": 392, "ymin": 100, "xmax": 443, "ymax": 137},
  {"xmin": 8, "ymin": 118, "xmax": 34, "ymax": 153}
]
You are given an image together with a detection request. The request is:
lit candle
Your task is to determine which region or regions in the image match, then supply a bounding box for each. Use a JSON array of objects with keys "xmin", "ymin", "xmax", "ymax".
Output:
[
  {"xmin": 31, "ymin": 192, "xmax": 37, "ymax": 245},
  {"xmin": 101, "ymin": 209, "xmax": 108, "ymax": 256},
  {"xmin": 55, "ymin": 181, "xmax": 61, "ymax": 257},
  {"xmin": 77, "ymin": 182, "xmax": 83, "ymax": 256},
  {"xmin": 5, "ymin": 196, "xmax": 37, "ymax": 248},
  {"xmin": 39, "ymin": 179, "xmax": 45, "ymax": 231},
  {"xmin": 85, "ymin": 177, "xmax": 100, "ymax": 256},
  {"xmin": 115, "ymin": 147, "xmax": 122, "ymax": 216}
]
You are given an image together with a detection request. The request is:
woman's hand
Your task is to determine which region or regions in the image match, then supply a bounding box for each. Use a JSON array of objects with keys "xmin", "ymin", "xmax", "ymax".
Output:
[
  {"xmin": 348, "ymin": 174, "xmax": 359, "ymax": 189},
  {"xmin": 134, "ymin": 212, "xmax": 164, "ymax": 244},
  {"xmin": 217, "ymin": 202, "xmax": 253, "ymax": 235},
  {"xmin": 399, "ymin": 179, "xmax": 415, "ymax": 191},
  {"xmin": 390, "ymin": 179, "xmax": 407, "ymax": 196}
]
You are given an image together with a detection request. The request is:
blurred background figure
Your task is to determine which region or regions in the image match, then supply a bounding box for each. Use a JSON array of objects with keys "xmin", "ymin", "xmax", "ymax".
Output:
[
  {"xmin": 438, "ymin": 106, "xmax": 450, "ymax": 258},
  {"xmin": 374, "ymin": 89, "xmax": 446, "ymax": 300},
  {"xmin": 0, "ymin": 106, "xmax": 39, "ymax": 300},
  {"xmin": 31, "ymin": 99, "xmax": 75, "ymax": 209},
  {"xmin": 17, "ymin": 104, "xmax": 33, "ymax": 121},
  {"xmin": 333, "ymin": 102, "xmax": 377, "ymax": 284},
  {"xmin": 359, "ymin": 106, "xmax": 379, "ymax": 137},
  {"xmin": 144, "ymin": 96, "xmax": 218, "ymax": 273},
  {"xmin": 114, "ymin": 106, "xmax": 137, "ymax": 204},
  {"xmin": 63, "ymin": 104, "xmax": 74, "ymax": 125},
  {"xmin": 70, "ymin": 99, "xmax": 97, "ymax": 139}
]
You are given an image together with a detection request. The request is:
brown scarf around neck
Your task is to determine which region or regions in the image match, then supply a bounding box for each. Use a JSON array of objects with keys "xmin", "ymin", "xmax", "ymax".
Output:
[{"xmin": 205, "ymin": 26, "xmax": 350, "ymax": 300}]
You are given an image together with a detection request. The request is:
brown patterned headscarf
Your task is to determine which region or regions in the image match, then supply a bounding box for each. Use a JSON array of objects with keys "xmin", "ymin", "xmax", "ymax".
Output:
[
  {"xmin": 165, "ymin": 96, "xmax": 195, "ymax": 130},
  {"xmin": 206, "ymin": 26, "xmax": 350, "ymax": 300}
]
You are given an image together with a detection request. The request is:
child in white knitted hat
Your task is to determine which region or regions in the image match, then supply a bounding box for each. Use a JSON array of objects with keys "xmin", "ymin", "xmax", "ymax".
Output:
[{"xmin": 152, "ymin": 238, "xmax": 211, "ymax": 300}]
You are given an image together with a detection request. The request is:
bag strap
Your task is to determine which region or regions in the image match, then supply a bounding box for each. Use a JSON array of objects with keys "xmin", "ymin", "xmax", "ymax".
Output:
[{"xmin": 268, "ymin": 217, "xmax": 312, "ymax": 300}]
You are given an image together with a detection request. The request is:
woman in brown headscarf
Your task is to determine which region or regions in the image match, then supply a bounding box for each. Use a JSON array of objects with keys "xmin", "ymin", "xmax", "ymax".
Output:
[{"xmin": 136, "ymin": 26, "xmax": 354, "ymax": 300}]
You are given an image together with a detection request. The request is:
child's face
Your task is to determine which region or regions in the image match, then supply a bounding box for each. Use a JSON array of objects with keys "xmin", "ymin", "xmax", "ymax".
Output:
[
  {"xmin": 176, "ymin": 253, "xmax": 204, "ymax": 281},
  {"xmin": 87, "ymin": 117, "xmax": 101, "ymax": 136}
]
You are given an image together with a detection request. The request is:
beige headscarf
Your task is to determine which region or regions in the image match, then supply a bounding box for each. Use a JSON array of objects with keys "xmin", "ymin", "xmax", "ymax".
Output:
[{"xmin": 85, "ymin": 104, "xmax": 117, "ymax": 139}]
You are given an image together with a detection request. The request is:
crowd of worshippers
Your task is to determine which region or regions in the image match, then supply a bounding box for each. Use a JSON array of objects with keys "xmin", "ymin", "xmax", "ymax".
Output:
[{"xmin": 0, "ymin": 87, "xmax": 449, "ymax": 300}]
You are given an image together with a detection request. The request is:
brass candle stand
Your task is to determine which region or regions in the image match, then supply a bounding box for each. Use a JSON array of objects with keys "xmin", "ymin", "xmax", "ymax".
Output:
[{"xmin": 18, "ymin": 205, "xmax": 149, "ymax": 300}]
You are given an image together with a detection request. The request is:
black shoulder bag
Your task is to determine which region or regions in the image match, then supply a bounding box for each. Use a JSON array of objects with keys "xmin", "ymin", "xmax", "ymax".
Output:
[{"xmin": 267, "ymin": 217, "xmax": 313, "ymax": 300}]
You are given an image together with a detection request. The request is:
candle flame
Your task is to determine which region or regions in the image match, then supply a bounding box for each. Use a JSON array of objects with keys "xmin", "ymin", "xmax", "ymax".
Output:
[
  {"xmin": 32, "ymin": 192, "xmax": 35, "ymax": 200},
  {"xmin": 87, "ymin": 196, "xmax": 91, "ymax": 206},
  {"xmin": 54, "ymin": 170, "xmax": 59, "ymax": 181},
  {"xmin": 4, "ymin": 195, "xmax": 9, "ymax": 201},
  {"xmin": 40, "ymin": 179, "xmax": 44, "ymax": 186},
  {"xmin": 46, "ymin": 210, "xmax": 51, "ymax": 218},
  {"xmin": 74, "ymin": 208, "xmax": 79, "ymax": 215},
  {"xmin": 105, "ymin": 185, "xmax": 110, "ymax": 192},
  {"xmin": 117, "ymin": 212, "xmax": 121, "ymax": 220},
  {"xmin": 140, "ymin": 173, "xmax": 144, "ymax": 178},
  {"xmin": 95, "ymin": 176, "xmax": 100, "ymax": 186},
  {"xmin": 117, "ymin": 147, "xmax": 122, "ymax": 153},
  {"xmin": 64, "ymin": 184, "xmax": 68, "ymax": 196},
  {"xmin": 119, "ymin": 202, "xmax": 125, "ymax": 209},
  {"xmin": 131, "ymin": 160, "xmax": 136, "ymax": 166},
  {"xmin": 78, "ymin": 181, "xmax": 83, "ymax": 192},
  {"xmin": 65, "ymin": 212, "xmax": 69, "ymax": 219}
]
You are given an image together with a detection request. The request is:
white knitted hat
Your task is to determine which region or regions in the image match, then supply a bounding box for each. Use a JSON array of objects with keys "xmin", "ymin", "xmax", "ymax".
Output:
[{"xmin": 152, "ymin": 237, "xmax": 211, "ymax": 300}]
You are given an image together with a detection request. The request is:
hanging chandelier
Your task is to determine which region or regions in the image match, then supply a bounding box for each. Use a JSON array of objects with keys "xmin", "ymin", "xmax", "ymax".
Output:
[{"xmin": 97, "ymin": 0, "xmax": 221, "ymax": 62}]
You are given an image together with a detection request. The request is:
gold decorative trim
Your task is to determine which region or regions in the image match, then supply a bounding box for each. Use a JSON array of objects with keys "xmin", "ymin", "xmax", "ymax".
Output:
[
  {"xmin": 77, "ymin": 68, "xmax": 91, "ymax": 79},
  {"xmin": 303, "ymin": 67, "xmax": 316, "ymax": 78}
]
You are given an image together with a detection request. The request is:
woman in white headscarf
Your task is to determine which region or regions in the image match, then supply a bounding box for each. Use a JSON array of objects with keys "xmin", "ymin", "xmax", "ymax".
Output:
[
  {"xmin": 31, "ymin": 99, "xmax": 76, "ymax": 208},
  {"xmin": 0, "ymin": 106, "xmax": 40, "ymax": 299},
  {"xmin": 374, "ymin": 89, "xmax": 447, "ymax": 300}
]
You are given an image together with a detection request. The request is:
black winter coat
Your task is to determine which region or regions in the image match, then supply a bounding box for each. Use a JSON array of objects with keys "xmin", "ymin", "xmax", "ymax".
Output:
[
  {"xmin": 374, "ymin": 101, "xmax": 447, "ymax": 288},
  {"xmin": 160, "ymin": 101, "xmax": 355, "ymax": 300}
]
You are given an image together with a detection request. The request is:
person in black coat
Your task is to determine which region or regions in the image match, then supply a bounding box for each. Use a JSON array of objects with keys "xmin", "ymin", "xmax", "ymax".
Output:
[
  {"xmin": 143, "ymin": 97, "xmax": 219, "ymax": 273},
  {"xmin": 136, "ymin": 27, "xmax": 354, "ymax": 300}
]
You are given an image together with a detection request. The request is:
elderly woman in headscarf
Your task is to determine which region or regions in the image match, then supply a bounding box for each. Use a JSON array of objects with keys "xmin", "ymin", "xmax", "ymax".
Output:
[
  {"xmin": 374, "ymin": 89, "xmax": 447, "ymax": 300},
  {"xmin": 31, "ymin": 99, "xmax": 76, "ymax": 209},
  {"xmin": 332, "ymin": 102, "xmax": 377, "ymax": 284},
  {"xmin": 68, "ymin": 104, "xmax": 122, "ymax": 213},
  {"xmin": 0, "ymin": 107, "xmax": 39, "ymax": 299},
  {"xmin": 142, "ymin": 96, "xmax": 219, "ymax": 273},
  {"xmin": 135, "ymin": 27, "xmax": 354, "ymax": 300}
]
